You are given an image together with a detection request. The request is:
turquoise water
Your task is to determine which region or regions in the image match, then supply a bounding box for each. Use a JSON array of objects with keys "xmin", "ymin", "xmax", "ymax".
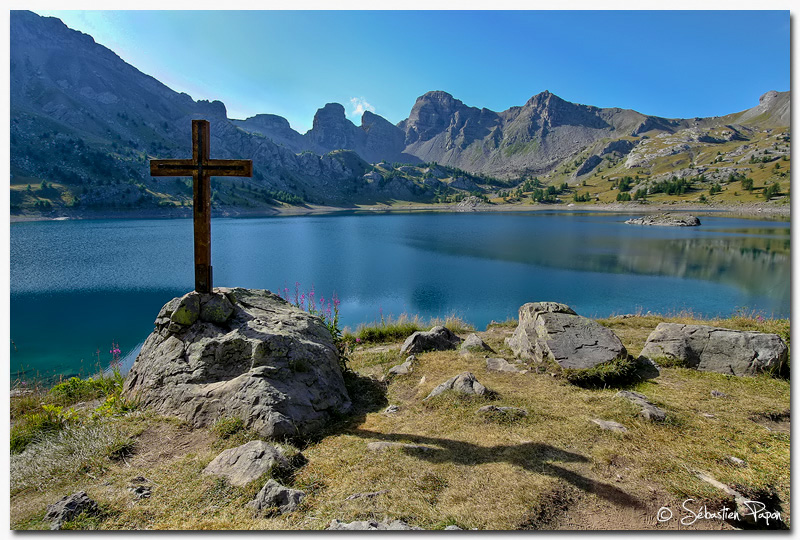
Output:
[{"xmin": 10, "ymin": 211, "xmax": 790, "ymax": 381}]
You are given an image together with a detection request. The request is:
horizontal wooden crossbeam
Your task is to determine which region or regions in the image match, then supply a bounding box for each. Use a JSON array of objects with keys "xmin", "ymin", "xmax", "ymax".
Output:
[{"xmin": 150, "ymin": 159, "xmax": 252, "ymax": 177}]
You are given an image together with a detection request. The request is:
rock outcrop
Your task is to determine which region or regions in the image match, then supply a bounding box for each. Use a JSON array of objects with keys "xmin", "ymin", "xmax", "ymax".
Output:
[
  {"xmin": 638, "ymin": 323, "xmax": 788, "ymax": 376},
  {"xmin": 122, "ymin": 288, "xmax": 351, "ymax": 439},
  {"xmin": 400, "ymin": 326, "xmax": 462, "ymax": 355},
  {"xmin": 45, "ymin": 491, "xmax": 99, "ymax": 530},
  {"xmin": 624, "ymin": 213, "xmax": 701, "ymax": 227},
  {"xmin": 506, "ymin": 302, "xmax": 628, "ymax": 369}
]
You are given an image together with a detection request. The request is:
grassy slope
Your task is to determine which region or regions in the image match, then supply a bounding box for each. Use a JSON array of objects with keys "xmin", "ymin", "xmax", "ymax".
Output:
[{"xmin": 10, "ymin": 313, "xmax": 789, "ymax": 530}]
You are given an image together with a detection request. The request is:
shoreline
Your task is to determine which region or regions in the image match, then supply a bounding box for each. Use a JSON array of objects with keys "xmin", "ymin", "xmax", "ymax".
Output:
[{"xmin": 9, "ymin": 200, "xmax": 791, "ymax": 223}]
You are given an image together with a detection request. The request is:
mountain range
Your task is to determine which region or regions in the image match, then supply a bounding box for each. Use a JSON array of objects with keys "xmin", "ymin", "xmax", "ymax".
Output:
[{"xmin": 10, "ymin": 10, "xmax": 790, "ymax": 215}]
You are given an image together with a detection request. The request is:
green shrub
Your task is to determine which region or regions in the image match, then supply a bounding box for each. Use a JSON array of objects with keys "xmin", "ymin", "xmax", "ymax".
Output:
[
  {"xmin": 48, "ymin": 376, "xmax": 116, "ymax": 407},
  {"xmin": 562, "ymin": 356, "xmax": 638, "ymax": 388}
]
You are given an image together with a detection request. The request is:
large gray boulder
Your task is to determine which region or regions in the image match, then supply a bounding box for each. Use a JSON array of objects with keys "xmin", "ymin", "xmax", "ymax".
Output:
[
  {"xmin": 122, "ymin": 288, "xmax": 351, "ymax": 439},
  {"xmin": 203, "ymin": 440, "xmax": 290, "ymax": 486},
  {"xmin": 400, "ymin": 325, "xmax": 462, "ymax": 355},
  {"xmin": 639, "ymin": 323, "xmax": 788, "ymax": 376},
  {"xmin": 506, "ymin": 302, "xmax": 628, "ymax": 369}
]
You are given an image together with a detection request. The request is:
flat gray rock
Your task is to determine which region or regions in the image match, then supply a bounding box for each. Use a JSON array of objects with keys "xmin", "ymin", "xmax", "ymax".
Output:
[
  {"xmin": 400, "ymin": 325, "xmax": 462, "ymax": 355},
  {"xmin": 726, "ymin": 456, "xmax": 748, "ymax": 468},
  {"xmin": 506, "ymin": 302, "xmax": 628, "ymax": 369},
  {"xmin": 591, "ymin": 419, "xmax": 628, "ymax": 433},
  {"xmin": 477, "ymin": 405, "xmax": 528, "ymax": 420},
  {"xmin": 45, "ymin": 491, "xmax": 99, "ymax": 530},
  {"xmin": 366, "ymin": 441, "xmax": 434, "ymax": 452},
  {"xmin": 327, "ymin": 519, "xmax": 423, "ymax": 530},
  {"xmin": 122, "ymin": 288, "xmax": 352, "ymax": 439},
  {"xmin": 247, "ymin": 479, "xmax": 305, "ymax": 515},
  {"xmin": 424, "ymin": 372, "xmax": 491, "ymax": 400},
  {"xmin": 344, "ymin": 490, "xmax": 389, "ymax": 501},
  {"xmin": 639, "ymin": 323, "xmax": 788, "ymax": 376},
  {"xmin": 203, "ymin": 440, "xmax": 290, "ymax": 487},
  {"xmin": 486, "ymin": 358, "xmax": 521, "ymax": 373},
  {"xmin": 616, "ymin": 391, "xmax": 667, "ymax": 422}
]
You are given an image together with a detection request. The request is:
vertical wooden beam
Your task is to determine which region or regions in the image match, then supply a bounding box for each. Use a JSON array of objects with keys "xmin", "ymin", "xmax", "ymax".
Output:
[{"xmin": 192, "ymin": 120, "xmax": 212, "ymax": 293}]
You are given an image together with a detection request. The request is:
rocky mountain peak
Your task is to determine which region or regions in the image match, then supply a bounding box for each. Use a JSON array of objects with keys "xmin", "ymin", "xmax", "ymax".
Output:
[
  {"xmin": 307, "ymin": 102, "xmax": 364, "ymax": 153},
  {"xmin": 759, "ymin": 90, "xmax": 779, "ymax": 105},
  {"xmin": 240, "ymin": 113, "xmax": 292, "ymax": 130},
  {"xmin": 313, "ymin": 103, "xmax": 347, "ymax": 126}
]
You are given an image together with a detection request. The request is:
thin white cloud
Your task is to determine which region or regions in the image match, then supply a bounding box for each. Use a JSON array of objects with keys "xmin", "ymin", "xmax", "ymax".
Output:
[{"xmin": 349, "ymin": 97, "xmax": 375, "ymax": 121}]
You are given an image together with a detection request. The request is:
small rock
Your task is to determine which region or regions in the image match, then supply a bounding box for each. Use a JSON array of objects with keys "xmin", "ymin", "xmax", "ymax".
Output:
[
  {"xmin": 591, "ymin": 419, "xmax": 628, "ymax": 433},
  {"xmin": 701, "ymin": 413, "xmax": 717, "ymax": 419},
  {"xmin": 128, "ymin": 485, "xmax": 152, "ymax": 500},
  {"xmin": 45, "ymin": 491, "xmax": 99, "ymax": 530},
  {"xmin": 424, "ymin": 372, "xmax": 492, "ymax": 400},
  {"xmin": 401, "ymin": 326, "xmax": 462, "ymax": 355},
  {"xmin": 386, "ymin": 356, "xmax": 417, "ymax": 378},
  {"xmin": 711, "ymin": 390, "xmax": 728, "ymax": 398},
  {"xmin": 726, "ymin": 456, "xmax": 748, "ymax": 468},
  {"xmin": 444, "ymin": 525, "xmax": 463, "ymax": 530},
  {"xmin": 486, "ymin": 358, "xmax": 521, "ymax": 373},
  {"xmin": 460, "ymin": 334, "xmax": 494, "ymax": 354},
  {"xmin": 247, "ymin": 479, "xmax": 305, "ymax": 515},
  {"xmin": 383, "ymin": 405, "xmax": 400, "ymax": 415},
  {"xmin": 327, "ymin": 519, "xmax": 423, "ymax": 530},
  {"xmin": 344, "ymin": 489, "xmax": 389, "ymax": 501},
  {"xmin": 477, "ymin": 405, "xmax": 528, "ymax": 420},
  {"xmin": 203, "ymin": 440, "xmax": 290, "ymax": 487},
  {"xmin": 366, "ymin": 441, "xmax": 433, "ymax": 453},
  {"xmin": 616, "ymin": 391, "xmax": 667, "ymax": 422}
]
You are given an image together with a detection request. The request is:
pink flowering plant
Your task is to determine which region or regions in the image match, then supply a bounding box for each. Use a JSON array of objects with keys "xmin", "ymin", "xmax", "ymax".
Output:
[{"xmin": 282, "ymin": 282, "xmax": 352, "ymax": 370}]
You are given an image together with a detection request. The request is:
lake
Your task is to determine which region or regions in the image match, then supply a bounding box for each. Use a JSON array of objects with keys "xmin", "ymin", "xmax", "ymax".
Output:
[{"xmin": 10, "ymin": 211, "xmax": 790, "ymax": 382}]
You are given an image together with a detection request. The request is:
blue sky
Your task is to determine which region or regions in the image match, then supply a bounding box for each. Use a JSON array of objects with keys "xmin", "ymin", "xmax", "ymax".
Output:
[{"xmin": 34, "ymin": 10, "xmax": 790, "ymax": 133}]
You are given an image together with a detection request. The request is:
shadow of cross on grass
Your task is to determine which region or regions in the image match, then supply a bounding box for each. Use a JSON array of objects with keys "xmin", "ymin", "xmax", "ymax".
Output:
[{"xmin": 350, "ymin": 428, "xmax": 643, "ymax": 510}]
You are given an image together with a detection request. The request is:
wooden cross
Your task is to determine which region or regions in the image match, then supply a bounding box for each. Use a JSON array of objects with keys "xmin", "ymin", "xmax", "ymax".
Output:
[{"xmin": 150, "ymin": 119, "xmax": 252, "ymax": 293}]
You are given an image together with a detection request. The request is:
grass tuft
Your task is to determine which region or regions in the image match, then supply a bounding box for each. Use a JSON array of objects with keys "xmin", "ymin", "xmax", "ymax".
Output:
[{"xmin": 352, "ymin": 313, "xmax": 474, "ymax": 344}]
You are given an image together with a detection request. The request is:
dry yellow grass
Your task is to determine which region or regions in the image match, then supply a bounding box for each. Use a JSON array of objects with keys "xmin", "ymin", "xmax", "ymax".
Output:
[{"xmin": 10, "ymin": 313, "xmax": 790, "ymax": 530}]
